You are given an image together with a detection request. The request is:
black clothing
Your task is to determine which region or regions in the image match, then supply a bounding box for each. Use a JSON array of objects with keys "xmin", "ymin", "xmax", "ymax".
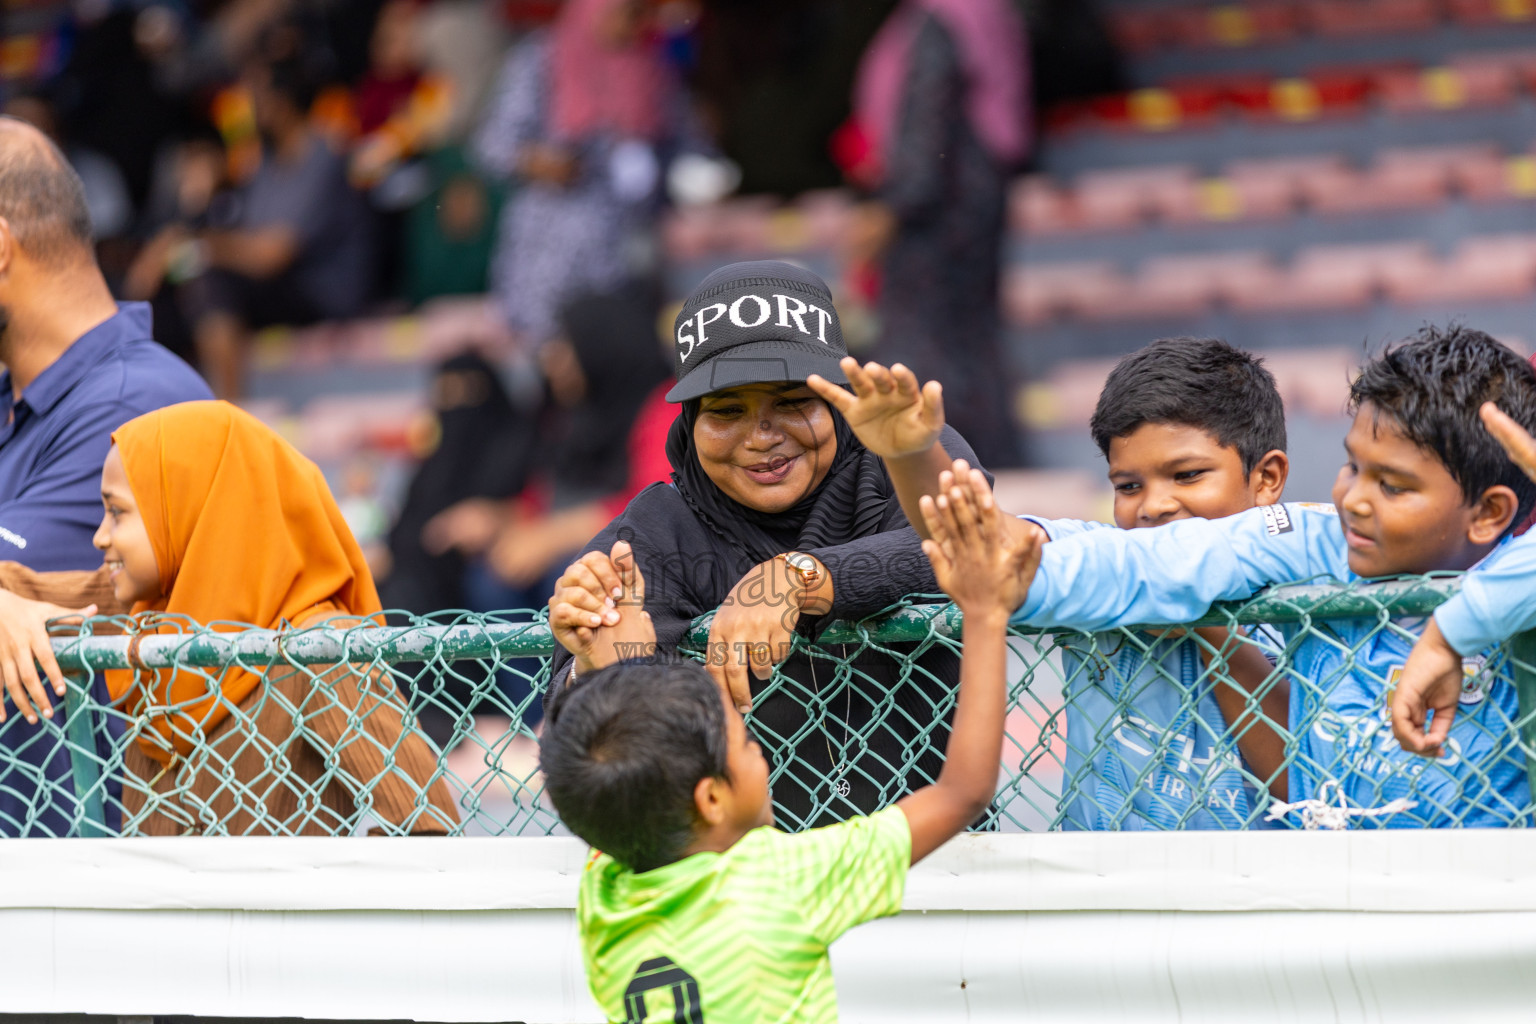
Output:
[
  {"xmin": 553, "ymin": 284, "xmax": 670, "ymax": 505},
  {"xmin": 551, "ymin": 424, "xmax": 985, "ymax": 831},
  {"xmin": 876, "ymin": 14, "xmax": 1019, "ymax": 468},
  {"xmin": 380, "ymin": 352, "xmax": 536, "ymax": 613}
]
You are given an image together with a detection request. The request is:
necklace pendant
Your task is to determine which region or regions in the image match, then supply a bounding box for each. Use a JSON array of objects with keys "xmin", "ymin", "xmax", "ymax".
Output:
[{"xmin": 834, "ymin": 777, "xmax": 851, "ymax": 798}]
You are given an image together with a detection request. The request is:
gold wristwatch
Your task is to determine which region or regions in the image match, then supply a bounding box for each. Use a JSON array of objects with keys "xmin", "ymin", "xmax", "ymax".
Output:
[{"xmin": 783, "ymin": 551, "xmax": 822, "ymax": 590}]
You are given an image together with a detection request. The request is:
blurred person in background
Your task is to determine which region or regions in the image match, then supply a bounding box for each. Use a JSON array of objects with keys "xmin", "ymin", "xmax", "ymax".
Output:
[
  {"xmin": 422, "ymin": 283, "xmax": 674, "ymax": 619},
  {"xmin": 473, "ymin": 0, "xmax": 690, "ymax": 344},
  {"xmin": 347, "ymin": 0, "xmax": 455, "ymax": 190},
  {"xmin": 840, "ymin": 0, "xmax": 1030, "ymax": 468},
  {"xmin": 379, "ymin": 350, "xmax": 538, "ymax": 617},
  {"xmin": 122, "ymin": 123, "xmax": 237, "ymax": 365},
  {"xmin": 132, "ymin": 57, "xmax": 374, "ymax": 398},
  {"xmin": 401, "ymin": 146, "xmax": 503, "ymax": 304},
  {"xmin": 404, "ymin": 282, "xmax": 673, "ymax": 735}
]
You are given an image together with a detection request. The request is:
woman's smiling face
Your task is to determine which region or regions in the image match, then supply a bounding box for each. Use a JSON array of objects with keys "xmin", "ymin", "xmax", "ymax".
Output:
[{"xmin": 693, "ymin": 382, "xmax": 837, "ymax": 513}]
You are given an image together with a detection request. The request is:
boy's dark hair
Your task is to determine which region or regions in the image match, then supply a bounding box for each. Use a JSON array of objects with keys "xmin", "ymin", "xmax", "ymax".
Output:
[
  {"xmin": 541, "ymin": 658, "xmax": 730, "ymax": 873},
  {"xmin": 1350, "ymin": 324, "xmax": 1536, "ymax": 531},
  {"xmin": 1090, "ymin": 337, "xmax": 1287, "ymax": 471}
]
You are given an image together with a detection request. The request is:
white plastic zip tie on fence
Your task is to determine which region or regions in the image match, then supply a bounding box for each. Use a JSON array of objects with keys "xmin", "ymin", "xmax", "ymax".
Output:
[{"xmin": 1264, "ymin": 779, "xmax": 1417, "ymax": 830}]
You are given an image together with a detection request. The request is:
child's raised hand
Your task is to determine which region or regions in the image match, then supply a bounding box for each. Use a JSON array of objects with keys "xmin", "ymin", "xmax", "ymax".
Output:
[
  {"xmin": 919, "ymin": 459, "xmax": 1043, "ymax": 619},
  {"xmin": 1482, "ymin": 402, "xmax": 1536, "ymax": 486},
  {"xmin": 807, "ymin": 357, "xmax": 945, "ymax": 459}
]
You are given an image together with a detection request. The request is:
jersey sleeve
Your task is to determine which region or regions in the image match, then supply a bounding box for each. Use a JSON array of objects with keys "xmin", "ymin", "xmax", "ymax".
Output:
[
  {"xmin": 1435, "ymin": 531, "xmax": 1536, "ymax": 654},
  {"xmin": 771, "ymin": 806, "xmax": 910, "ymax": 945},
  {"xmin": 1013, "ymin": 502, "xmax": 1349, "ymax": 632},
  {"xmin": 1020, "ymin": 515, "xmax": 1115, "ymax": 542}
]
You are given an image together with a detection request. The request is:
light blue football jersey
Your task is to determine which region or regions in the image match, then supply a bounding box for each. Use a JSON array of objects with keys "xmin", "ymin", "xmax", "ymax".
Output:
[
  {"xmin": 1017, "ymin": 504, "xmax": 1529, "ymax": 828},
  {"xmin": 1437, "ymin": 525, "xmax": 1536, "ymax": 654},
  {"xmin": 1029, "ymin": 516, "xmax": 1269, "ymax": 830}
]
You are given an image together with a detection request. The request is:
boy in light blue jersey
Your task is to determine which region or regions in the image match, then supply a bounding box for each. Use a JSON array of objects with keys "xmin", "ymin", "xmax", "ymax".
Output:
[
  {"xmin": 1021, "ymin": 338, "xmax": 1292, "ymax": 829},
  {"xmin": 810, "ymin": 325, "xmax": 1536, "ymax": 827},
  {"xmin": 1394, "ymin": 401, "xmax": 1536, "ymax": 761},
  {"xmin": 813, "ymin": 342, "xmax": 1291, "ymax": 830}
]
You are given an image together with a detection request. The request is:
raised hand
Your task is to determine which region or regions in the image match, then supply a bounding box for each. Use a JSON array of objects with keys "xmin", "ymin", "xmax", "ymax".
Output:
[
  {"xmin": 919, "ymin": 460, "xmax": 1043, "ymax": 619},
  {"xmin": 807, "ymin": 357, "xmax": 945, "ymax": 459}
]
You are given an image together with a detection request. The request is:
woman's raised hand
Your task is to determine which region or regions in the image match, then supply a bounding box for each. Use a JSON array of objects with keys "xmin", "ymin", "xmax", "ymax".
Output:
[
  {"xmin": 549, "ymin": 540, "xmax": 654, "ymax": 677},
  {"xmin": 807, "ymin": 357, "xmax": 946, "ymax": 459}
]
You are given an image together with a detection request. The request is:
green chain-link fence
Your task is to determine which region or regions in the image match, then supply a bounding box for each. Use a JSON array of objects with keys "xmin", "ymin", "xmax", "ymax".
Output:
[{"xmin": 3, "ymin": 575, "xmax": 1533, "ymax": 837}]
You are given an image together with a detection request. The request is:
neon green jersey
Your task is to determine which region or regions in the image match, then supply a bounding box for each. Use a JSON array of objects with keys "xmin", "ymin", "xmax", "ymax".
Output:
[{"xmin": 577, "ymin": 806, "xmax": 911, "ymax": 1023}]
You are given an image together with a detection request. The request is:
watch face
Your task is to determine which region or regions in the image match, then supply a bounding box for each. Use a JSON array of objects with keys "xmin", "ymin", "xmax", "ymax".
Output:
[{"xmin": 786, "ymin": 552, "xmax": 814, "ymax": 572}]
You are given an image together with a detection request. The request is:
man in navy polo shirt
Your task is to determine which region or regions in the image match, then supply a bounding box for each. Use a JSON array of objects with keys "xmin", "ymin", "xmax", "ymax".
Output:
[{"xmin": 0, "ymin": 117, "xmax": 211, "ymax": 834}]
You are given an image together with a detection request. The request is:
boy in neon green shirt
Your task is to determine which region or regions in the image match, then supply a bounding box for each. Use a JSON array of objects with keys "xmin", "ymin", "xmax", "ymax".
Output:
[{"xmin": 541, "ymin": 486, "xmax": 1042, "ymax": 1022}]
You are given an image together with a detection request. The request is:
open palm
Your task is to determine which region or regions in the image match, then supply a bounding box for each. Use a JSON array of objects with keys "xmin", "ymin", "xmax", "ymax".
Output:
[{"xmin": 807, "ymin": 357, "xmax": 945, "ymax": 459}]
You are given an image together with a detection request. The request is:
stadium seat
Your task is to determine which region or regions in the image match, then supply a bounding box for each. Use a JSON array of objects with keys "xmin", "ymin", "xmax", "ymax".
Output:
[
  {"xmin": 1226, "ymin": 154, "xmax": 1347, "ymax": 214},
  {"xmin": 1375, "ymin": 63, "xmax": 1518, "ymax": 113},
  {"xmin": 1075, "ymin": 165, "xmax": 1201, "ymax": 231},
  {"xmin": 1302, "ymin": 0, "xmax": 1440, "ymax": 37},
  {"xmin": 1447, "ymin": 0, "xmax": 1536, "ymax": 26},
  {"xmin": 1232, "ymin": 242, "xmax": 1432, "ymax": 312},
  {"xmin": 1300, "ymin": 146, "xmax": 1470, "ymax": 215},
  {"xmin": 1386, "ymin": 235, "xmax": 1536, "ymax": 303},
  {"xmin": 1076, "ymin": 251, "xmax": 1274, "ymax": 322},
  {"xmin": 1165, "ymin": 3, "xmax": 1300, "ymax": 50},
  {"xmin": 1004, "ymin": 262, "xmax": 1126, "ymax": 325},
  {"xmin": 1256, "ymin": 347, "xmax": 1357, "ymax": 418},
  {"xmin": 1108, "ymin": 7, "xmax": 1166, "ymax": 54},
  {"xmin": 1011, "ymin": 175, "xmax": 1077, "ymax": 235}
]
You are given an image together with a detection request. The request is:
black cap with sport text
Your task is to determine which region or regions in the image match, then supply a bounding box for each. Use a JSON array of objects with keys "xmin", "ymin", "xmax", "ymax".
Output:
[{"xmin": 666, "ymin": 260, "xmax": 850, "ymax": 402}]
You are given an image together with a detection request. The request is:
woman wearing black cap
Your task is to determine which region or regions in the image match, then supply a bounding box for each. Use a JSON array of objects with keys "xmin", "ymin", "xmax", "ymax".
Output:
[{"xmin": 547, "ymin": 261, "xmax": 988, "ymax": 830}]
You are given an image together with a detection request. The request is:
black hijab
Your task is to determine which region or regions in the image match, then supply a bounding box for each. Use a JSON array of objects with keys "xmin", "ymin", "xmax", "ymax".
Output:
[
  {"xmin": 381, "ymin": 351, "xmax": 535, "ymax": 612},
  {"xmin": 551, "ymin": 284, "xmax": 671, "ymax": 503},
  {"xmin": 664, "ymin": 394, "xmax": 895, "ymax": 565}
]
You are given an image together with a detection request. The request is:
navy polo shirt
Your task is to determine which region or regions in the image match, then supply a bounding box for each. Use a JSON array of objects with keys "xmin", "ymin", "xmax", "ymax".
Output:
[{"xmin": 0, "ymin": 303, "xmax": 211, "ymax": 572}]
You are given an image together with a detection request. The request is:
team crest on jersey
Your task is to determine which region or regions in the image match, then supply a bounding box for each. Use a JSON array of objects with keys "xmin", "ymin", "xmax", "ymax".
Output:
[
  {"xmin": 1386, "ymin": 656, "xmax": 1489, "ymax": 710},
  {"xmin": 1260, "ymin": 504, "xmax": 1293, "ymax": 536}
]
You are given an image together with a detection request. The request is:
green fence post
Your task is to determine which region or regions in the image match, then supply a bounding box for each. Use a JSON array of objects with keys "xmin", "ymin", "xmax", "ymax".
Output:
[
  {"xmin": 62, "ymin": 671, "xmax": 108, "ymax": 837},
  {"xmin": 1512, "ymin": 630, "xmax": 1536, "ymax": 804}
]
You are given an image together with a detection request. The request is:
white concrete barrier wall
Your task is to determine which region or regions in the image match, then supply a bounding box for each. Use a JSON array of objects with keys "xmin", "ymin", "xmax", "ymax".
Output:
[{"xmin": 7, "ymin": 832, "xmax": 1536, "ymax": 1022}]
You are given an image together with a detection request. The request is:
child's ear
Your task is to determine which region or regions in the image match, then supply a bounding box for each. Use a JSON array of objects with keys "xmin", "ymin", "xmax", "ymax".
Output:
[
  {"xmin": 1249, "ymin": 450, "xmax": 1289, "ymax": 506},
  {"xmin": 693, "ymin": 775, "xmax": 726, "ymax": 828},
  {"xmin": 1468, "ymin": 485, "xmax": 1519, "ymax": 546}
]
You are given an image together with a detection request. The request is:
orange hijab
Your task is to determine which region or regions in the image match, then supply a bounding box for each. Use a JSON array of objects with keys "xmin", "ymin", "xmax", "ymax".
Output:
[{"xmin": 105, "ymin": 401, "xmax": 381, "ymax": 763}]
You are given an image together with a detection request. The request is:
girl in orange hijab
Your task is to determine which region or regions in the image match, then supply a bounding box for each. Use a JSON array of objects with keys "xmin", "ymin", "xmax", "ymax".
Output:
[{"xmin": 91, "ymin": 401, "xmax": 458, "ymax": 834}]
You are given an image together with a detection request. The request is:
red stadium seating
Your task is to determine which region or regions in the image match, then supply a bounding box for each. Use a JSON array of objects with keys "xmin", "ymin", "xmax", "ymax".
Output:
[
  {"xmin": 1446, "ymin": 0, "xmax": 1536, "ymax": 26},
  {"xmin": 1165, "ymin": 3, "xmax": 1301, "ymax": 49},
  {"xmin": 1386, "ymin": 235, "xmax": 1536, "ymax": 303},
  {"xmin": 1303, "ymin": 0, "xmax": 1440, "ymax": 38},
  {"xmin": 1005, "ymin": 262, "xmax": 1127, "ymax": 325}
]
